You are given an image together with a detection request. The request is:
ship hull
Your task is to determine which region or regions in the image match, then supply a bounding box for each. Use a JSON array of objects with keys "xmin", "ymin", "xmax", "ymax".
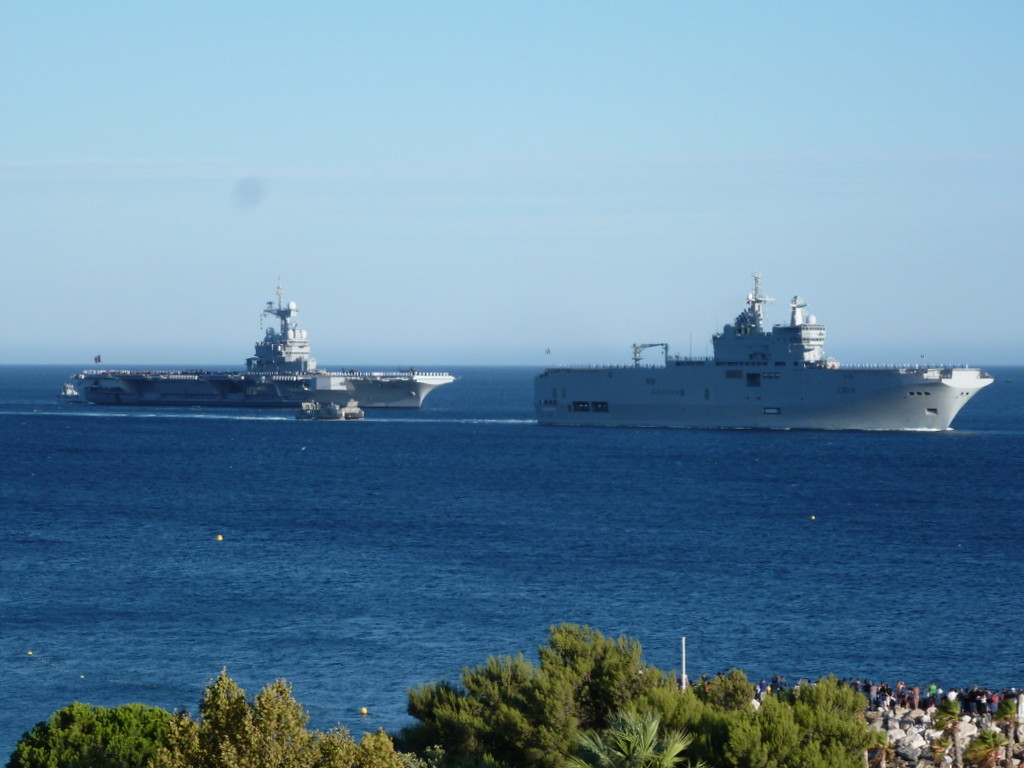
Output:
[
  {"xmin": 344, "ymin": 374, "xmax": 453, "ymax": 408},
  {"xmin": 76, "ymin": 370, "xmax": 454, "ymax": 409},
  {"xmin": 535, "ymin": 363, "xmax": 992, "ymax": 430}
]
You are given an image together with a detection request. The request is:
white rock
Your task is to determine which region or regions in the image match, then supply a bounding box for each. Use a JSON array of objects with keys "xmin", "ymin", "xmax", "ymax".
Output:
[{"xmin": 905, "ymin": 732, "xmax": 928, "ymax": 750}]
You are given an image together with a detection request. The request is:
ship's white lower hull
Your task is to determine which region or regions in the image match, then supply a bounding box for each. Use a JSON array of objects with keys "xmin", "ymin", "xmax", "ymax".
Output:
[
  {"xmin": 535, "ymin": 363, "xmax": 992, "ymax": 430},
  {"xmin": 342, "ymin": 373, "xmax": 454, "ymax": 408}
]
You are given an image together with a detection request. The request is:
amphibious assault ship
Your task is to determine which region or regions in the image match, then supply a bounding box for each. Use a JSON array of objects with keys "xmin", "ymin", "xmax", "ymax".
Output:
[
  {"xmin": 535, "ymin": 274, "xmax": 992, "ymax": 430},
  {"xmin": 69, "ymin": 288, "xmax": 454, "ymax": 408}
]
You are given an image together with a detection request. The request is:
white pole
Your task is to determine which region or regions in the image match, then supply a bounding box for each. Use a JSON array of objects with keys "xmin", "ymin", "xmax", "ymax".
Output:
[{"xmin": 681, "ymin": 637, "xmax": 687, "ymax": 690}]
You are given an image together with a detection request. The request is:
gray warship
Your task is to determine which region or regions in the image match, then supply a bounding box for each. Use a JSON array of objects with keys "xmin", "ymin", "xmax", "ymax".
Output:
[
  {"xmin": 536, "ymin": 274, "xmax": 992, "ymax": 430},
  {"xmin": 68, "ymin": 288, "xmax": 454, "ymax": 408}
]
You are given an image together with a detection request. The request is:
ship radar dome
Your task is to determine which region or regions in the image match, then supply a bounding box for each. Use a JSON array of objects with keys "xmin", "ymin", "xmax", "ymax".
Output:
[
  {"xmin": 288, "ymin": 301, "xmax": 297, "ymax": 311},
  {"xmin": 808, "ymin": 314, "xmax": 817, "ymax": 324}
]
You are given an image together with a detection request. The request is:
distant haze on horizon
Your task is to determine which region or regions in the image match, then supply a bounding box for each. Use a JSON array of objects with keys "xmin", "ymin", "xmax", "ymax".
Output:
[{"xmin": 3, "ymin": 3, "xmax": 1022, "ymax": 367}]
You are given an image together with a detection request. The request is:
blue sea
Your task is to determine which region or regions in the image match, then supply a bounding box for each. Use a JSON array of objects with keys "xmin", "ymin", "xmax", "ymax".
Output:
[{"xmin": 2, "ymin": 364, "xmax": 1023, "ymax": 757}]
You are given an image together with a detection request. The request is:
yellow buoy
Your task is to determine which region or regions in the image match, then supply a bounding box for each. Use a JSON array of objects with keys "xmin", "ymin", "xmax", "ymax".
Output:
[
  {"xmin": 216, "ymin": 534, "xmax": 224, "ymax": 541},
  {"xmin": 810, "ymin": 515, "xmax": 816, "ymax": 520},
  {"xmin": 360, "ymin": 707, "xmax": 368, "ymax": 716},
  {"xmin": 26, "ymin": 650, "xmax": 33, "ymax": 656}
]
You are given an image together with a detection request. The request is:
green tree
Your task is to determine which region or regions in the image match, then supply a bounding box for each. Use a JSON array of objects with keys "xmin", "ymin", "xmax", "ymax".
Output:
[
  {"xmin": 719, "ymin": 693, "xmax": 805, "ymax": 768},
  {"xmin": 963, "ymin": 729, "xmax": 1006, "ymax": 768},
  {"xmin": 153, "ymin": 669, "xmax": 409, "ymax": 768},
  {"xmin": 402, "ymin": 625, "xmax": 680, "ymax": 768},
  {"xmin": 993, "ymin": 697, "xmax": 1018, "ymax": 768},
  {"xmin": 661, "ymin": 674, "xmax": 873, "ymax": 768},
  {"xmin": 934, "ymin": 698, "xmax": 964, "ymax": 768},
  {"xmin": 693, "ymin": 670, "xmax": 755, "ymax": 713},
  {"xmin": 864, "ymin": 729, "xmax": 892, "ymax": 768},
  {"xmin": 355, "ymin": 729, "xmax": 413, "ymax": 768},
  {"xmin": 7, "ymin": 701, "xmax": 172, "ymax": 768},
  {"xmin": 402, "ymin": 628, "xmax": 877, "ymax": 768},
  {"xmin": 783, "ymin": 676, "xmax": 873, "ymax": 765},
  {"xmin": 565, "ymin": 710, "xmax": 699, "ymax": 768}
]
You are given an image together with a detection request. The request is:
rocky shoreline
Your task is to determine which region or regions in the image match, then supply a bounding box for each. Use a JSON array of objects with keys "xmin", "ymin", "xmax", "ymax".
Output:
[{"xmin": 865, "ymin": 707, "xmax": 1023, "ymax": 767}]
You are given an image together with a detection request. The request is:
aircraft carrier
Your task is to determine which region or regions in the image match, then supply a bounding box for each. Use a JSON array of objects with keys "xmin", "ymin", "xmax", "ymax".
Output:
[
  {"xmin": 535, "ymin": 274, "xmax": 991, "ymax": 430},
  {"xmin": 68, "ymin": 288, "xmax": 454, "ymax": 408}
]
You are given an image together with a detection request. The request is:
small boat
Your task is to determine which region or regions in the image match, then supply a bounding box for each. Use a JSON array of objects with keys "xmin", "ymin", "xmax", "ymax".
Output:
[
  {"xmin": 56, "ymin": 382, "xmax": 83, "ymax": 403},
  {"xmin": 296, "ymin": 399, "xmax": 364, "ymax": 421}
]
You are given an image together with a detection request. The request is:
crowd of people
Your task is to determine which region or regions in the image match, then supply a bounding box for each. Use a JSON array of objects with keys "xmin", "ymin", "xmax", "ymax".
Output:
[
  {"xmin": 846, "ymin": 679, "xmax": 1022, "ymax": 718},
  {"xmin": 751, "ymin": 675, "xmax": 1023, "ymax": 720},
  {"xmin": 681, "ymin": 672, "xmax": 1023, "ymax": 722}
]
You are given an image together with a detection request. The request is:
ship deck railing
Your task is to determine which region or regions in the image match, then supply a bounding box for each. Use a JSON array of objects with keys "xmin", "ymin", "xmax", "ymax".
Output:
[
  {"xmin": 81, "ymin": 369, "xmax": 305, "ymax": 381},
  {"xmin": 80, "ymin": 368, "xmax": 453, "ymax": 379},
  {"xmin": 542, "ymin": 360, "xmax": 983, "ymax": 374},
  {"xmin": 322, "ymin": 370, "xmax": 453, "ymax": 378},
  {"xmin": 830, "ymin": 363, "xmax": 982, "ymax": 372}
]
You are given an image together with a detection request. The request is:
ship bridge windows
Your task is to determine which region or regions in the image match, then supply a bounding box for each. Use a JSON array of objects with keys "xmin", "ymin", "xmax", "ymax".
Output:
[{"xmin": 572, "ymin": 401, "xmax": 591, "ymax": 412}]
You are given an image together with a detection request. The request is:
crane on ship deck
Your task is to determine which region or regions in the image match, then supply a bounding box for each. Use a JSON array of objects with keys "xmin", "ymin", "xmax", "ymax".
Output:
[{"xmin": 632, "ymin": 343, "xmax": 669, "ymax": 367}]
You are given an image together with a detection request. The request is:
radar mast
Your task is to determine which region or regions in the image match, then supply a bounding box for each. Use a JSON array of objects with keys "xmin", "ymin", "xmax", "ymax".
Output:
[{"xmin": 747, "ymin": 272, "xmax": 774, "ymax": 328}]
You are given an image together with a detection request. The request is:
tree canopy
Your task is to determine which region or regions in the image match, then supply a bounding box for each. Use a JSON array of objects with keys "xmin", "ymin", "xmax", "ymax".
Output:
[
  {"xmin": 152, "ymin": 669, "xmax": 410, "ymax": 768},
  {"xmin": 7, "ymin": 701, "xmax": 172, "ymax": 768},
  {"xmin": 401, "ymin": 625, "xmax": 874, "ymax": 768},
  {"xmin": 402, "ymin": 624, "xmax": 679, "ymax": 768},
  {"xmin": 9, "ymin": 629, "xmax": 880, "ymax": 768}
]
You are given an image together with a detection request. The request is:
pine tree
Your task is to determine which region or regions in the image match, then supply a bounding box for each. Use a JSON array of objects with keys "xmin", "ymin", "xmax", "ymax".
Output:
[
  {"xmin": 152, "ymin": 669, "xmax": 408, "ymax": 768},
  {"xmin": 8, "ymin": 702, "xmax": 172, "ymax": 768}
]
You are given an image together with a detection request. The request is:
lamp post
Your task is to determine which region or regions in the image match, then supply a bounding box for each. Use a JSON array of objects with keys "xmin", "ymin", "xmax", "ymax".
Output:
[{"xmin": 680, "ymin": 637, "xmax": 687, "ymax": 691}]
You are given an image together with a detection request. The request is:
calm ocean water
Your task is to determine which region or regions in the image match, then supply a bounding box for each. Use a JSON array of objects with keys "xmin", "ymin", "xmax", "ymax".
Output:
[{"xmin": 2, "ymin": 364, "xmax": 1023, "ymax": 756}]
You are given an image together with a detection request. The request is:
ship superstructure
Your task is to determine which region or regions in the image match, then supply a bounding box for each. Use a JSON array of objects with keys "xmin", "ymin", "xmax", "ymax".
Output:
[
  {"xmin": 70, "ymin": 287, "xmax": 454, "ymax": 408},
  {"xmin": 535, "ymin": 274, "xmax": 992, "ymax": 430},
  {"xmin": 248, "ymin": 292, "xmax": 317, "ymax": 374}
]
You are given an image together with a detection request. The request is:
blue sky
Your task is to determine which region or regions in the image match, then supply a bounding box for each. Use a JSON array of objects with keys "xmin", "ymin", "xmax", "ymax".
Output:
[{"xmin": 3, "ymin": 2, "xmax": 1022, "ymax": 366}]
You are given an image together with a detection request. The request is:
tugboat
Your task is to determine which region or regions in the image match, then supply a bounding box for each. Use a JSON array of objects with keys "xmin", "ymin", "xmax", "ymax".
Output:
[
  {"xmin": 56, "ymin": 382, "xmax": 83, "ymax": 403},
  {"xmin": 296, "ymin": 399, "xmax": 364, "ymax": 421}
]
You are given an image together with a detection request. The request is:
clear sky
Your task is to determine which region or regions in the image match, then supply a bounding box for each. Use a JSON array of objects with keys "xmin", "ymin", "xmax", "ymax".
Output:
[{"xmin": 3, "ymin": 2, "xmax": 1022, "ymax": 367}]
